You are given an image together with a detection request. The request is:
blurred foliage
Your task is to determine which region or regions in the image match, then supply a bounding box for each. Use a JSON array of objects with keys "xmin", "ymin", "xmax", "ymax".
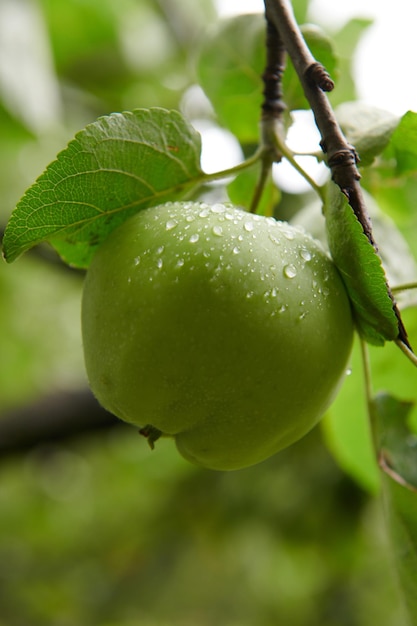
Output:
[
  {"xmin": 0, "ymin": 430, "xmax": 407, "ymax": 626},
  {"xmin": 0, "ymin": 0, "xmax": 416, "ymax": 625}
]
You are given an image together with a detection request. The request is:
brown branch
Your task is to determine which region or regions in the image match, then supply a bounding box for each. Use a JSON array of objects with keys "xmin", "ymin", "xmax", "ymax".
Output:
[
  {"xmin": 263, "ymin": 0, "xmax": 410, "ymax": 348},
  {"xmin": 261, "ymin": 16, "xmax": 287, "ymax": 121},
  {"xmin": 0, "ymin": 389, "xmax": 125, "ymax": 459}
]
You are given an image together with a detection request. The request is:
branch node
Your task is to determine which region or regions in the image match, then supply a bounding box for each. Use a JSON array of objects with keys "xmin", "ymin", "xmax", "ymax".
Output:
[
  {"xmin": 328, "ymin": 149, "xmax": 361, "ymax": 181},
  {"xmin": 304, "ymin": 62, "xmax": 334, "ymax": 92}
]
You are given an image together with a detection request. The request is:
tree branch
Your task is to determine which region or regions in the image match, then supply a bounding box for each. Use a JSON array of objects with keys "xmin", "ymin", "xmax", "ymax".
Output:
[
  {"xmin": 0, "ymin": 389, "xmax": 125, "ymax": 458},
  {"xmin": 263, "ymin": 0, "xmax": 410, "ymax": 348},
  {"xmin": 261, "ymin": 16, "xmax": 287, "ymax": 123},
  {"xmin": 264, "ymin": 0, "xmax": 370, "ymax": 231}
]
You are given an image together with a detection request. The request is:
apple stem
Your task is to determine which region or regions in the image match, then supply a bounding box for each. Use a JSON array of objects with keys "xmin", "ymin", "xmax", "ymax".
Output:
[{"xmin": 138, "ymin": 425, "xmax": 163, "ymax": 450}]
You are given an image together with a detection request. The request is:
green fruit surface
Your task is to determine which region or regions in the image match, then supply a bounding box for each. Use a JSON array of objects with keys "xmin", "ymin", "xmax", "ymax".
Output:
[{"xmin": 82, "ymin": 201, "xmax": 354, "ymax": 470}]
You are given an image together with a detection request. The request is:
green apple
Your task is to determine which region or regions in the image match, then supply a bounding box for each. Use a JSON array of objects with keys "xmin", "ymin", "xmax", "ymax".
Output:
[{"xmin": 82, "ymin": 201, "xmax": 354, "ymax": 470}]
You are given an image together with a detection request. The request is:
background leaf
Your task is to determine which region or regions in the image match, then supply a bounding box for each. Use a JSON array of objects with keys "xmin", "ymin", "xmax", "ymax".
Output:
[
  {"xmin": 390, "ymin": 111, "xmax": 417, "ymax": 175},
  {"xmin": 196, "ymin": 16, "xmax": 337, "ymax": 145},
  {"xmin": 336, "ymin": 102, "xmax": 399, "ymax": 167},
  {"xmin": 322, "ymin": 337, "xmax": 379, "ymax": 493},
  {"xmin": 375, "ymin": 393, "xmax": 417, "ymax": 490},
  {"xmin": 227, "ymin": 166, "xmax": 280, "ymax": 216},
  {"xmin": 374, "ymin": 393, "xmax": 417, "ymax": 623},
  {"xmin": 196, "ymin": 14, "xmax": 265, "ymax": 145},
  {"xmin": 324, "ymin": 181, "xmax": 399, "ymax": 345},
  {"xmin": 328, "ymin": 18, "xmax": 373, "ymax": 107},
  {"xmin": 3, "ymin": 108, "xmax": 203, "ymax": 268}
]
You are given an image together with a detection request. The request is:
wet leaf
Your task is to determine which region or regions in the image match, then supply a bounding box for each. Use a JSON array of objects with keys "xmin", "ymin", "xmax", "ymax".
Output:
[
  {"xmin": 324, "ymin": 181, "xmax": 399, "ymax": 345},
  {"xmin": 3, "ymin": 108, "xmax": 203, "ymax": 268}
]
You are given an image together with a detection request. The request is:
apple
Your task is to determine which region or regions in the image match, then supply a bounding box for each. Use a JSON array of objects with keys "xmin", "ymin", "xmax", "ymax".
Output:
[{"xmin": 82, "ymin": 201, "xmax": 354, "ymax": 470}]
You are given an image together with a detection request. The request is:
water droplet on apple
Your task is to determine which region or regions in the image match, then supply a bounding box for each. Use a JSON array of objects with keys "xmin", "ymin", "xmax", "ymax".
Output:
[
  {"xmin": 189, "ymin": 233, "xmax": 199, "ymax": 243},
  {"xmin": 232, "ymin": 246, "xmax": 240, "ymax": 254},
  {"xmin": 166, "ymin": 219, "xmax": 178, "ymax": 231},
  {"xmin": 299, "ymin": 248, "xmax": 312, "ymax": 261},
  {"xmin": 284, "ymin": 264, "xmax": 297, "ymax": 279},
  {"xmin": 244, "ymin": 221, "xmax": 254, "ymax": 232},
  {"xmin": 212, "ymin": 225, "xmax": 223, "ymax": 237}
]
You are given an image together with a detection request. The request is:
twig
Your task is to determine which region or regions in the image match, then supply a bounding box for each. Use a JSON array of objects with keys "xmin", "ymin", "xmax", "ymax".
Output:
[
  {"xmin": 0, "ymin": 389, "xmax": 123, "ymax": 458},
  {"xmin": 261, "ymin": 16, "xmax": 287, "ymax": 129},
  {"xmin": 263, "ymin": 0, "xmax": 410, "ymax": 349},
  {"xmin": 263, "ymin": 0, "xmax": 370, "ymax": 234},
  {"xmin": 248, "ymin": 15, "xmax": 287, "ymax": 214}
]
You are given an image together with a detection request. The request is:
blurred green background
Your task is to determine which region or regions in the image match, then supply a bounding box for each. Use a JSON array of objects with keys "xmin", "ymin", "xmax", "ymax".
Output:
[{"xmin": 0, "ymin": 1, "xmax": 414, "ymax": 624}]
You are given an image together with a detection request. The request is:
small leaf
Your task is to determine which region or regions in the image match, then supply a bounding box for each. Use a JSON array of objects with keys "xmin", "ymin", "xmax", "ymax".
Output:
[
  {"xmin": 227, "ymin": 166, "xmax": 280, "ymax": 216},
  {"xmin": 336, "ymin": 102, "xmax": 399, "ymax": 166},
  {"xmin": 196, "ymin": 14, "xmax": 265, "ymax": 145},
  {"xmin": 324, "ymin": 181, "xmax": 399, "ymax": 345},
  {"xmin": 375, "ymin": 393, "xmax": 417, "ymax": 489},
  {"xmin": 3, "ymin": 108, "xmax": 203, "ymax": 268},
  {"xmin": 390, "ymin": 111, "xmax": 417, "ymax": 174},
  {"xmin": 328, "ymin": 18, "xmax": 373, "ymax": 106},
  {"xmin": 374, "ymin": 393, "xmax": 417, "ymax": 622}
]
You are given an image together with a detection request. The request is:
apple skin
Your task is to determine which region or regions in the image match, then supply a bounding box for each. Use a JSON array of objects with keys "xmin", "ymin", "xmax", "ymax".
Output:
[{"xmin": 82, "ymin": 201, "xmax": 354, "ymax": 470}]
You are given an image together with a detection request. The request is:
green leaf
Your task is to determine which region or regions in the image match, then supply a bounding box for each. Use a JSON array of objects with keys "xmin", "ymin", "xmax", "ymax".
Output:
[
  {"xmin": 374, "ymin": 393, "xmax": 417, "ymax": 622},
  {"xmin": 328, "ymin": 18, "xmax": 373, "ymax": 107},
  {"xmin": 336, "ymin": 102, "xmax": 399, "ymax": 167},
  {"xmin": 196, "ymin": 14, "xmax": 265, "ymax": 145},
  {"xmin": 375, "ymin": 392, "xmax": 417, "ymax": 488},
  {"xmin": 324, "ymin": 181, "xmax": 399, "ymax": 345},
  {"xmin": 227, "ymin": 166, "xmax": 280, "ymax": 216},
  {"xmin": 292, "ymin": 190, "xmax": 417, "ymax": 307},
  {"xmin": 322, "ymin": 336, "xmax": 380, "ymax": 493},
  {"xmin": 292, "ymin": 0, "xmax": 309, "ymax": 23},
  {"xmin": 390, "ymin": 111, "xmax": 417, "ymax": 174},
  {"xmin": 3, "ymin": 108, "xmax": 203, "ymax": 268},
  {"xmin": 196, "ymin": 17, "xmax": 338, "ymax": 143}
]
